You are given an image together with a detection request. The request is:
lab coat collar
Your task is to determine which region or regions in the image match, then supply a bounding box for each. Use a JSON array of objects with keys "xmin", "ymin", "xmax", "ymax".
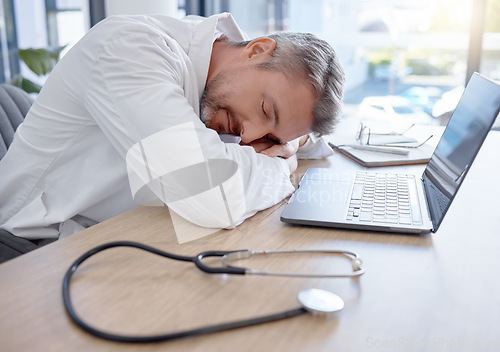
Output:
[{"xmin": 187, "ymin": 13, "xmax": 248, "ymax": 99}]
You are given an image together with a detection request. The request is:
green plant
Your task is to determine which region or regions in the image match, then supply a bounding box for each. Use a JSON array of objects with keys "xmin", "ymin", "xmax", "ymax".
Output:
[{"xmin": 10, "ymin": 45, "xmax": 66, "ymax": 94}]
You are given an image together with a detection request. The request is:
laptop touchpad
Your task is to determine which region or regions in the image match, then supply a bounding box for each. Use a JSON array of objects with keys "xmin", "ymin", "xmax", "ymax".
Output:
[{"xmin": 284, "ymin": 169, "xmax": 353, "ymax": 222}]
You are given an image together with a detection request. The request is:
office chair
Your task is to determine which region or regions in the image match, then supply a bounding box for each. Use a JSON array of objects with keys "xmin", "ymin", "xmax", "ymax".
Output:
[
  {"xmin": 0, "ymin": 84, "xmax": 34, "ymax": 160},
  {"xmin": 0, "ymin": 84, "xmax": 37, "ymax": 264}
]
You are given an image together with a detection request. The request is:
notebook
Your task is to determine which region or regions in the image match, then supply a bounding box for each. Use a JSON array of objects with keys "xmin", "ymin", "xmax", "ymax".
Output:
[
  {"xmin": 281, "ymin": 73, "xmax": 500, "ymax": 234},
  {"xmin": 329, "ymin": 142, "xmax": 434, "ymax": 167}
]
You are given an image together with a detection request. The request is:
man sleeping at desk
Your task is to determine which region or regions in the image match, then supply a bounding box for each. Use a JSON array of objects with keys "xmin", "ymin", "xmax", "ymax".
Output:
[{"xmin": 0, "ymin": 13, "xmax": 343, "ymax": 259}]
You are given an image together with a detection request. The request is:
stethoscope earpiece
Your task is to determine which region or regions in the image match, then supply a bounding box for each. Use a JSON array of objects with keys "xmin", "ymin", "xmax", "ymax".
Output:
[{"xmin": 352, "ymin": 258, "xmax": 363, "ymax": 271}]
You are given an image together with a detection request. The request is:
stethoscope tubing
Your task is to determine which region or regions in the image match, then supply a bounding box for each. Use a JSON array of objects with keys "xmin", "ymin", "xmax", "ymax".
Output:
[
  {"xmin": 61, "ymin": 241, "xmax": 309, "ymax": 343},
  {"xmin": 62, "ymin": 241, "xmax": 364, "ymax": 343}
]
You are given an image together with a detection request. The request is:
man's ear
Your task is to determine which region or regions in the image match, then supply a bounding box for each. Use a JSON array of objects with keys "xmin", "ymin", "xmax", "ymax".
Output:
[{"xmin": 241, "ymin": 37, "xmax": 277, "ymax": 60}]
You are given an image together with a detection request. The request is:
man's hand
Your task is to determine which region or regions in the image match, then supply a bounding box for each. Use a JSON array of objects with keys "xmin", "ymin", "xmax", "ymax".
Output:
[
  {"xmin": 241, "ymin": 135, "xmax": 309, "ymax": 173},
  {"xmin": 240, "ymin": 137, "xmax": 277, "ymax": 153},
  {"xmin": 260, "ymin": 134, "xmax": 309, "ymax": 158}
]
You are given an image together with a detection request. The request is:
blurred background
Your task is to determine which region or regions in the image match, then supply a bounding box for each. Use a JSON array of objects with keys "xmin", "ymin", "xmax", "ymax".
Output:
[{"xmin": 1, "ymin": 0, "xmax": 499, "ymax": 127}]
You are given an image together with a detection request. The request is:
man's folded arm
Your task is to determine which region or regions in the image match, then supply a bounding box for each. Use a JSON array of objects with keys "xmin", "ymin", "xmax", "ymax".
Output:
[{"xmin": 84, "ymin": 32, "xmax": 294, "ymax": 229}]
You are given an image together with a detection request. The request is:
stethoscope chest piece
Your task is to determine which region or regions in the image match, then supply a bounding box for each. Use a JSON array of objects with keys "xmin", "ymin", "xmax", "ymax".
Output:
[{"xmin": 298, "ymin": 288, "xmax": 344, "ymax": 315}]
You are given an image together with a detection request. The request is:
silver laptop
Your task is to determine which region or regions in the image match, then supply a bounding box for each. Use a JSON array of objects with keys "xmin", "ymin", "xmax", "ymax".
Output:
[{"xmin": 281, "ymin": 73, "xmax": 500, "ymax": 234}]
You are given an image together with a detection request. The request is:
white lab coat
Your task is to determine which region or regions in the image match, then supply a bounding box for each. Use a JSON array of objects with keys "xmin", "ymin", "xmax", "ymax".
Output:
[{"xmin": 0, "ymin": 13, "xmax": 332, "ymax": 240}]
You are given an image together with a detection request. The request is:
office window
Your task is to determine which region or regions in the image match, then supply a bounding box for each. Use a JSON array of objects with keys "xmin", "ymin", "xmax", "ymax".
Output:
[
  {"xmin": 482, "ymin": 0, "xmax": 500, "ymax": 80},
  {"xmin": 0, "ymin": 0, "xmax": 20, "ymax": 83},
  {"xmin": 203, "ymin": 0, "xmax": 499, "ymax": 127},
  {"xmin": 45, "ymin": 0, "xmax": 87, "ymax": 51}
]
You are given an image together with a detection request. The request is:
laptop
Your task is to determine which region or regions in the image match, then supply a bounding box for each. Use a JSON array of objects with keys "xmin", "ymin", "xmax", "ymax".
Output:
[{"xmin": 281, "ymin": 73, "xmax": 500, "ymax": 234}]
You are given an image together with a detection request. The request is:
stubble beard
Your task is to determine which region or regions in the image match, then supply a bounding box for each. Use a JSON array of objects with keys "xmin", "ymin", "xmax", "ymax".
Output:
[
  {"xmin": 200, "ymin": 72, "xmax": 226, "ymax": 133},
  {"xmin": 200, "ymin": 71, "xmax": 242, "ymax": 136}
]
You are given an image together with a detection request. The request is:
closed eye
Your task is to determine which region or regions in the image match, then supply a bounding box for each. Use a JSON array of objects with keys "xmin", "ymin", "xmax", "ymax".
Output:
[{"xmin": 262, "ymin": 99, "xmax": 281, "ymax": 144}]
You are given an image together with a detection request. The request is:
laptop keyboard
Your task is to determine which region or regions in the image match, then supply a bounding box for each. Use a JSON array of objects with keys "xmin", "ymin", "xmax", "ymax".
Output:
[{"xmin": 347, "ymin": 172, "xmax": 422, "ymax": 225}]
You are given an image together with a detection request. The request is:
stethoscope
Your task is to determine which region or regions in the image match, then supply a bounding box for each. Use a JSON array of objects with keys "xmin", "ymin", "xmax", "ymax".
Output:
[{"xmin": 63, "ymin": 241, "xmax": 365, "ymax": 343}]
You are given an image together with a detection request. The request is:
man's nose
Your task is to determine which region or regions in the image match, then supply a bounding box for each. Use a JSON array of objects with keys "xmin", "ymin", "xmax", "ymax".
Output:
[{"xmin": 239, "ymin": 120, "xmax": 269, "ymax": 144}]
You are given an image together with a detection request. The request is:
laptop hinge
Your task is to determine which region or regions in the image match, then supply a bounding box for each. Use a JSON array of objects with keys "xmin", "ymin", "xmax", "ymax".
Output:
[{"xmin": 420, "ymin": 176, "xmax": 435, "ymax": 232}]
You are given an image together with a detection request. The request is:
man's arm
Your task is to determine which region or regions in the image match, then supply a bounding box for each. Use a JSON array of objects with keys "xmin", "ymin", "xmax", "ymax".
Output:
[
  {"xmin": 83, "ymin": 26, "xmax": 294, "ymax": 229},
  {"xmin": 241, "ymin": 134, "xmax": 309, "ymax": 173}
]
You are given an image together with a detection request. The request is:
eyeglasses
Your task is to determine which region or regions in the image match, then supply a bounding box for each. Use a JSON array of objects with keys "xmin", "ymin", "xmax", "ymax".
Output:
[{"xmin": 356, "ymin": 122, "xmax": 433, "ymax": 149}]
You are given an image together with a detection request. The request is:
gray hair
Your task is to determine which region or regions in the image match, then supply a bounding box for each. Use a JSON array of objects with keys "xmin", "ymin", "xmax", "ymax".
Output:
[{"xmin": 227, "ymin": 32, "xmax": 345, "ymax": 136}]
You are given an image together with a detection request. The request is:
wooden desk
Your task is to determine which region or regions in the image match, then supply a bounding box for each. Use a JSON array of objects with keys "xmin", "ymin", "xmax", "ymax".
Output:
[{"xmin": 1, "ymin": 131, "xmax": 500, "ymax": 352}]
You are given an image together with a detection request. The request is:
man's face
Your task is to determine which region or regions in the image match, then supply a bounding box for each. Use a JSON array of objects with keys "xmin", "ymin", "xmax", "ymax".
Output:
[{"xmin": 201, "ymin": 64, "xmax": 315, "ymax": 145}]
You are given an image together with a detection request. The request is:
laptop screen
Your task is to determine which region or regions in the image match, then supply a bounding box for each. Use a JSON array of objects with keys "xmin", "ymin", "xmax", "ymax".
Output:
[{"xmin": 423, "ymin": 73, "xmax": 500, "ymax": 232}]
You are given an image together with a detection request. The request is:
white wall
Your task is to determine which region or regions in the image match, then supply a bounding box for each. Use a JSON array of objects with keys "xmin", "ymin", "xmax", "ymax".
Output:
[
  {"xmin": 13, "ymin": 0, "xmax": 48, "ymax": 83},
  {"xmin": 105, "ymin": 0, "xmax": 178, "ymax": 16},
  {"xmin": 289, "ymin": 0, "xmax": 366, "ymax": 90},
  {"xmin": 13, "ymin": 0, "xmax": 48, "ymax": 48}
]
